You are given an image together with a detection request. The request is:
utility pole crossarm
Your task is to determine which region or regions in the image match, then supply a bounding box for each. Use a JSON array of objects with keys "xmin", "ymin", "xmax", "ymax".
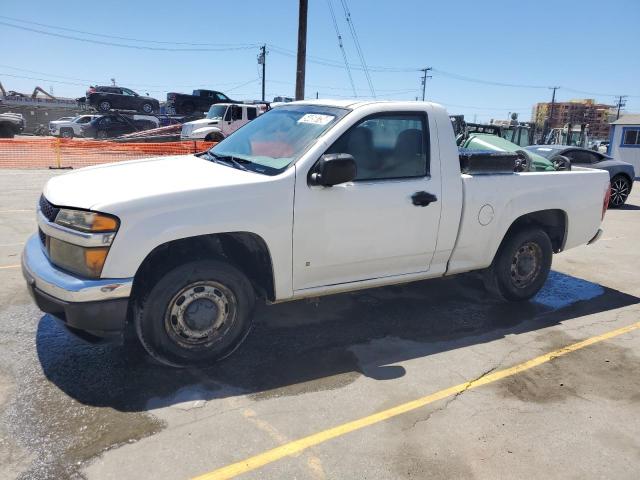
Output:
[{"xmin": 420, "ymin": 67, "xmax": 432, "ymax": 101}]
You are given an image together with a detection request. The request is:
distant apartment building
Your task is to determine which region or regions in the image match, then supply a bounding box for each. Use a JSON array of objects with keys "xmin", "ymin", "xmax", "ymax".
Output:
[{"xmin": 531, "ymin": 99, "xmax": 614, "ymax": 139}]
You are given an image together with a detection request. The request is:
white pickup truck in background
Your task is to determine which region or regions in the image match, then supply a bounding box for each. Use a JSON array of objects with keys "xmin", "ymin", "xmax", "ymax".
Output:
[
  {"xmin": 180, "ymin": 103, "xmax": 266, "ymax": 142},
  {"xmin": 22, "ymin": 100, "xmax": 610, "ymax": 367},
  {"xmin": 49, "ymin": 114, "xmax": 100, "ymax": 138}
]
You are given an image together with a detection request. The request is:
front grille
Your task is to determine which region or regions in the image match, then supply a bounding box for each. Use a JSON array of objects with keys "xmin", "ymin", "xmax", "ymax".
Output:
[{"xmin": 39, "ymin": 195, "xmax": 60, "ymax": 223}]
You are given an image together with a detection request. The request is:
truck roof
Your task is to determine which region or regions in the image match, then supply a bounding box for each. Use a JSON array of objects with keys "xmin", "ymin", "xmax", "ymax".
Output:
[{"xmin": 288, "ymin": 99, "xmax": 445, "ymax": 110}]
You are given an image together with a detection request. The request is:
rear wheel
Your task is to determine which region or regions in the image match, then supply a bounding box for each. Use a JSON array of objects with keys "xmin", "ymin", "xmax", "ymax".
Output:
[
  {"xmin": 96, "ymin": 130, "xmax": 108, "ymax": 139},
  {"xmin": 483, "ymin": 227, "xmax": 552, "ymax": 301},
  {"xmin": 141, "ymin": 102, "xmax": 154, "ymax": 114},
  {"xmin": 134, "ymin": 260, "xmax": 255, "ymax": 367},
  {"xmin": 609, "ymin": 175, "xmax": 630, "ymax": 208}
]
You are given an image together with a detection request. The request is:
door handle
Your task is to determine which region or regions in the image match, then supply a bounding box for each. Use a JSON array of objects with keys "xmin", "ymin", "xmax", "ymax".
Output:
[{"xmin": 411, "ymin": 191, "xmax": 438, "ymax": 207}]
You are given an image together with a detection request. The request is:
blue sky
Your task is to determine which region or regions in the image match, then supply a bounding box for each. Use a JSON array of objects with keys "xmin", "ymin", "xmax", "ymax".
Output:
[{"xmin": 1, "ymin": 0, "xmax": 638, "ymax": 122}]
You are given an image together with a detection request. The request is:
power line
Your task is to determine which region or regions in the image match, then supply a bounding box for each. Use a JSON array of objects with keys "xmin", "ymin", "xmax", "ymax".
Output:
[
  {"xmin": 0, "ymin": 21, "xmax": 258, "ymax": 52},
  {"xmin": 326, "ymin": 0, "xmax": 357, "ymax": 97},
  {"xmin": 338, "ymin": 0, "xmax": 375, "ymax": 97},
  {"xmin": 0, "ymin": 15, "xmax": 259, "ymax": 48}
]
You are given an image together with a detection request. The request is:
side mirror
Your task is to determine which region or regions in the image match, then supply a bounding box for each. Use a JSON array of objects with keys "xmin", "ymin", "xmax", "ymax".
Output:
[{"xmin": 309, "ymin": 153, "xmax": 357, "ymax": 187}]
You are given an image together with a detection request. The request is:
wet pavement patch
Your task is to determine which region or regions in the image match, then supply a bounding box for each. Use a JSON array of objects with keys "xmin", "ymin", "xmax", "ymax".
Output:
[{"xmin": 494, "ymin": 329, "xmax": 640, "ymax": 404}]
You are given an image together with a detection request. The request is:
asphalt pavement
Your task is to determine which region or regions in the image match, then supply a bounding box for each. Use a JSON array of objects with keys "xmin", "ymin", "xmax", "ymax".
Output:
[{"xmin": 0, "ymin": 169, "xmax": 639, "ymax": 480}]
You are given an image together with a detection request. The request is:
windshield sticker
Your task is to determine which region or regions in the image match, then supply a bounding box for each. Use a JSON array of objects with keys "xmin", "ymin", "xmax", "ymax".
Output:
[{"xmin": 297, "ymin": 114, "xmax": 334, "ymax": 125}]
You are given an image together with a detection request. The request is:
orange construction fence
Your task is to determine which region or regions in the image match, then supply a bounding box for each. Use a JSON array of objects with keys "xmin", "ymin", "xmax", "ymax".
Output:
[{"xmin": 0, "ymin": 137, "xmax": 216, "ymax": 169}]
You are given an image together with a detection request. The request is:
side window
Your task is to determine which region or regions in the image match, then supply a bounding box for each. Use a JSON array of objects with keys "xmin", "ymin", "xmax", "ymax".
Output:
[
  {"xmin": 231, "ymin": 106, "xmax": 243, "ymax": 121},
  {"xmin": 76, "ymin": 116, "xmax": 90, "ymax": 124},
  {"xmin": 623, "ymin": 128, "xmax": 640, "ymax": 146},
  {"xmin": 247, "ymin": 107, "xmax": 257, "ymax": 120},
  {"xmin": 567, "ymin": 150, "xmax": 597, "ymax": 164},
  {"xmin": 326, "ymin": 114, "xmax": 429, "ymax": 181},
  {"xmin": 216, "ymin": 93, "xmax": 229, "ymax": 101}
]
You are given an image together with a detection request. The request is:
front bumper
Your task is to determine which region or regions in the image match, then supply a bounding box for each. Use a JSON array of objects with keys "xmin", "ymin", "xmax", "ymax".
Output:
[{"xmin": 21, "ymin": 234, "xmax": 133, "ymax": 341}]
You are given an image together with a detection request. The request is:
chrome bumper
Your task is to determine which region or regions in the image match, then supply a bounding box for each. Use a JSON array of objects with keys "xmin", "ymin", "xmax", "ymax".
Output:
[{"xmin": 21, "ymin": 234, "xmax": 132, "ymax": 303}]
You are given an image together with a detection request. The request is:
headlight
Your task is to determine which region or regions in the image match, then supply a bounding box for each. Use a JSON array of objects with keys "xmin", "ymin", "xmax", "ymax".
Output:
[
  {"xmin": 48, "ymin": 237, "xmax": 109, "ymax": 278},
  {"xmin": 55, "ymin": 209, "xmax": 119, "ymax": 232}
]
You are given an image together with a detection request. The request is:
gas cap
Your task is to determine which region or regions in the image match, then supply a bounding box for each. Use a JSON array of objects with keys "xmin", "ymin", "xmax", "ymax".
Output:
[{"xmin": 478, "ymin": 204, "xmax": 495, "ymax": 226}]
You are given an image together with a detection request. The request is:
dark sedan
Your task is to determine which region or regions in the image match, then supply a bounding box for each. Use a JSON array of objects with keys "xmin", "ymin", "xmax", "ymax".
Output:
[
  {"xmin": 526, "ymin": 145, "xmax": 635, "ymax": 208},
  {"xmin": 86, "ymin": 86, "xmax": 160, "ymax": 114}
]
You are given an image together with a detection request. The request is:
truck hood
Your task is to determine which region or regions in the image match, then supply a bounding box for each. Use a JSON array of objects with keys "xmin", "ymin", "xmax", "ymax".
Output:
[
  {"xmin": 187, "ymin": 118, "xmax": 220, "ymax": 127},
  {"xmin": 43, "ymin": 154, "xmax": 269, "ymax": 211}
]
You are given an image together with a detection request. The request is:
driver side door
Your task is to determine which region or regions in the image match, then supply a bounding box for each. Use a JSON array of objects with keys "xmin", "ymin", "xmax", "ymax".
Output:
[{"xmin": 292, "ymin": 111, "xmax": 442, "ymax": 291}]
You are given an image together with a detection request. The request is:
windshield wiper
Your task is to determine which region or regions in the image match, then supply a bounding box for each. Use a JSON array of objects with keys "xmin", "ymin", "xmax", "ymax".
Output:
[{"xmin": 204, "ymin": 152, "xmax": 251, "ymax": 172}]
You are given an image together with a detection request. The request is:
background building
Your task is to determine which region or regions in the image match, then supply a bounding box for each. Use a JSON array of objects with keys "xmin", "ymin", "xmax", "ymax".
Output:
[
  {"xmin": 609, "ymin": 114, "xmax": 640, "ymax": 173},
  {"xmin": 531, "ymin": 99, "xmax": 614, "ymax": 140}
]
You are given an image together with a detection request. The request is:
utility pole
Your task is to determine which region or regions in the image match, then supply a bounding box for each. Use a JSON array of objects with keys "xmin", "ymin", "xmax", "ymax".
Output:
[
  {"xmin": 295, "ymin": 0, "xmax": 308, "ymax": 101},
  {"xmin": 258, "ymin": 45, "xmax": 267, "ymax": 102},
  {"xmin": 615, "ymin": 95, "xmax": 627, "ymax": 120},
  {"xmin": 420, "ymin": 67, "xmax": 432, "ymax": 101},
  {"xmin": 543, "ymin": 86, "xmax": 560, "ymax": 140}
]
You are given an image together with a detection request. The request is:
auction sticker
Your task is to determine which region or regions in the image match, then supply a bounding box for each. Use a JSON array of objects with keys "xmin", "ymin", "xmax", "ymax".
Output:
[{"xmin": 298, "ymin": 114, "xmax": 334, "ymax": 125}]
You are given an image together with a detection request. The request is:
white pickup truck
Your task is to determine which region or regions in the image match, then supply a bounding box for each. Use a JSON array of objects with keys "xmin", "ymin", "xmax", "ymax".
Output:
[
  {"xmin": 22, "ymin": 100, "xmax": 610, "ymax": 367},
  {"xmin": 180, "ymin": 103, "xmax": 266, "ymax": 142}
]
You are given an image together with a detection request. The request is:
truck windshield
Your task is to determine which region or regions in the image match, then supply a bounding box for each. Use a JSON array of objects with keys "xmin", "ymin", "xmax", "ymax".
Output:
[
  {"xmin": 209, "ymin": 105, "xmax": 349, "ymax": 175},
  {"xmin": 206, "ymin": 105, "xmax": 227, "ymax": 120}
]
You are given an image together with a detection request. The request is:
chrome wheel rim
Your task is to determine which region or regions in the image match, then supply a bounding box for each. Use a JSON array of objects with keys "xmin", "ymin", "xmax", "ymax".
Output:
[
  {"xmin": 99, "ymin": 101, "xmax": 110, "ymax": 111},
  {"xmin": 610, "ymin": 178, "xmax": 629, "ymax": 206},
  {"xmin": 142, "ymin": 104, "xmax": 152, "ymax": 113},
  {"xmin": 165, "ymin": 281, "xmax": 237, "ymax": 347},
  {"xmin": 511, "ymin": 242, "xmax": 542, "ymax": 288}
]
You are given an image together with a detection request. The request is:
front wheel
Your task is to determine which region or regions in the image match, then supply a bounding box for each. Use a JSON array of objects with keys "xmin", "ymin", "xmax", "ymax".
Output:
[
  {"xmin": 98, "ymin": 100, "xmax": 112, "ymax": 112},
  {"xmin": 134, "ymin": 260, "xmax": 255, "ymax": 367},
  {"xmin": 483, "ymin": 227, "xmax": 552, "ymax": 301}
]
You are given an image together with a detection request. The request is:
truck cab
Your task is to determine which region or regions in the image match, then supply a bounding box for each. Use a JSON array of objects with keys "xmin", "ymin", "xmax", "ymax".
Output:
[{"xmin": 180, "ymin": 103, "xmax": 265, "ymax": 141}]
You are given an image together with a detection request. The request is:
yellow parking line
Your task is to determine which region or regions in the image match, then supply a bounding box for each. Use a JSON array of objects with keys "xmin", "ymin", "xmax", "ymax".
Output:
[
  {"xmin": 191, "ymin": 320, "xmax": 640, "ymax": 480},
  {"xmin": 0, "ymin": 264, "xmax": 20, "ymax": 270}
]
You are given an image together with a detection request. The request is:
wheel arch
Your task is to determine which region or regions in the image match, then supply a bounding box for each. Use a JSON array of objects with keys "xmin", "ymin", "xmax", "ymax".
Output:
[
  {"xmin": 499, "ymin": 209, "xmax": 568, "ymax": 256},
  {"xmin": 131, "ymin": 232, "xmax": 276, "ymax": 306}
]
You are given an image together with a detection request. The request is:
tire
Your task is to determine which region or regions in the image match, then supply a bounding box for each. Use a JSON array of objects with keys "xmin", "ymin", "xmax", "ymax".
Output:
[
  {"xmin": 550, "ymin": 155, "xmax": 571, "ymax": 171},
  {"xmin": 483, "ymin": 227, "xmax": 552, "ymax": 302},
  {"xmin": 205, "ymin": 132, "xmax": 224, "ymax": 142},
  {"xmin": 60, "ymin": 128, "xmax": 74, "ymax": 139},
  {"xmin": 141, "ymin": 102, "xmax": 154, "ymax": 114},
  {"xmin": 609, "ymin": 175, "xmax": 631, "ymax": 208},
  {"xmin": 0, "ymin": 125, "xmax": 13, "ymax": 138},
  {"xmin": 96, "ymin": 130, "xmax": 108, "ymax": 139},
  {"xmin": 134, "ymin": 259, "xmax": 255, "ymax": 367},
  {"xmin": 514, "ymin": 149, "xmax": 532, "ymax": 172},
  {"xmin": 98, "ymin": 100, "xmax": 112, "ymax": 112}
]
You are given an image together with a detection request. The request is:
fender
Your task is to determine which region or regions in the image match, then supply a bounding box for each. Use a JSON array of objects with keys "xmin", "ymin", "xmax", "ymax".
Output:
[{"xmin": 192, "ymin": 126, "xmax": 224, "ymax": 140}]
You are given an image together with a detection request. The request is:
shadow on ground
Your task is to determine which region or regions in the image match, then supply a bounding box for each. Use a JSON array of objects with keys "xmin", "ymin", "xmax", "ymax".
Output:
[{"xmin": 37, "ymin": 270, "xmax": 639, "ymax": 411}]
